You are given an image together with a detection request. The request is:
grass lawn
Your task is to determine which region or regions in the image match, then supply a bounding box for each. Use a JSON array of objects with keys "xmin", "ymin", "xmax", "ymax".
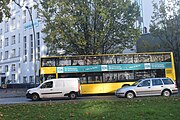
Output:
[{"xmin": 0, "ymin": 96, "xmax": 180, "ymax": 120}]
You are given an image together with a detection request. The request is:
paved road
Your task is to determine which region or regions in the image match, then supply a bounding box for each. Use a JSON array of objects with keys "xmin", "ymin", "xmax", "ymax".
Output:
[
  {"xmin": 0, "ymin": 88, "xmax": 179, "ymax": 105},
  {"xmin": 0, "ymin": 95, "xmax": 119, "ymax": 105},
  {"xmin": 0, "ymin": 97, "xmax": 28, "ymax": 104}
]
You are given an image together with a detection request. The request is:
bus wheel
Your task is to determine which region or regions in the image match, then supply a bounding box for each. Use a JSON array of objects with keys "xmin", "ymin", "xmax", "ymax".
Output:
[
  {"xmin": 122, "ymin": 84, "xmax": 130, "ymax": 87},
  {"xmin": 162, "ymin": 90, "xmax": 171, "ymax": 97},
  {"xmin": 126, "ymin": 91, "xmax": 135, "ymax": 99},
  {"xmin": 69, "ymin": 92, "xmax": 77, "ymax": 99},
  {"xmin": 32, "ymin": 93, "xmax": 40, "ymax": 101}
]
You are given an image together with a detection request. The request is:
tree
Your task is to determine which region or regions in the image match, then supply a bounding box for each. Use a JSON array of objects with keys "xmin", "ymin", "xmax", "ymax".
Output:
[
  {"xmin": 0, "ymin": 0, "xmax": 10, "ymax": 22},
  {"xmin": 40, "ymin": 0, "xmax": 140, "ymax": 55},
  {"xmin": 150, "ymin": 0, "xmax": 180, "ymax": 84}
]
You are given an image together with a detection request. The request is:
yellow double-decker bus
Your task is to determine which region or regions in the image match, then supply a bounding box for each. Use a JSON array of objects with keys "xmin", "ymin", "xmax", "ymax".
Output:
[{"xmin": 40, "ymin": 52, "xmax": 176, "ymax": 94}]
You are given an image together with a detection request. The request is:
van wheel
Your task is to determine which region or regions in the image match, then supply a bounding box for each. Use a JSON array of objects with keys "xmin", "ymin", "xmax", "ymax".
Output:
[
  {"xmin": 126, "ymin": 91, "xmax": 135, "ymax": 99},
  {"xmin": 69, "ymin": 92, "xmax": 77, "ymax": 99},
  {"xmin": 32, "ymin": 93, "xmax": 40, "ymax": 101},
  {"xmin": 162, "ymin": 90, "xmax": 171, "ymax": 97}
]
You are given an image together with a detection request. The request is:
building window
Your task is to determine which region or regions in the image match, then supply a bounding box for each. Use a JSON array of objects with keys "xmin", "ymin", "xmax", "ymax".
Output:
[
  {"xmin": 5, "ymin": 65, "xmax": 8, "ymax": 72},
  {"xmin": 0, "ymin": 39, "xmax": 2, "ymax": 48},
  {"xmin": 30, "ymin": 34, "xmax": 33, "ymax": 61},
  {"xmin": 12, "ymin": 18, "xmax": 16, "ymax": 30},
  {"xmin": 5, "ymin": 21, "xmax": 9, "ymax": 32},
  {"xmin": 29, "ymin": 76, "xmax": 34, "ymax": 83},
  {"xmin": 0, "ymin": 28, "xmax": 2, "ymax": 35},
  {"xmin": 0, "ymin": 52, "xmax": 2, "ymax": 60},
  {"xmin": 0, "ymin": 66, "xmax": 2, "ymax": 73},
  {"xmin": 23, "ymin": 36, "xmax": 27, "ymax": 62},
  {"xmin": 11, "ymin": 35, "xmax": 16, "ymax": 45},
  {"xmin": 12, "ymin": 74, "xmax": 16, "ymax": 83},
  {"xmin": 11, "ymin": 49, "xmax": 16, "ymax": 58},
  {"xmin": 23, "ymin": 10, "xmax": 26, "ymax": 23},
  {"xmin": 37, "ymin": 32, "xmax": 40, "ymax": 60},
  {"xmin": 18, "ymin": 47, "xmax": 20, "ymax": 56},
  {"xmin": 11, "ymin": 64, "xmax": 16, "ymax": 71},
  {"xmin": 36, "ymin": 8, "xmax": 40, "ymax": 18},
  {"xmin": 18, "ymin": 33, "xmax": 20, "ymax": 43},
  {"xmin": 5, "ymin": 51, "xmax": 9, "ymax": 59},
  {"xmin": 17, "ymin": 15, "xmax": 20, "ymax": 28},
  {"xmin": 23, "ymin": 76, "xmax": 27, "ymax": 83},
  {"xmin": 5, "ymin": 37, "xmax": 9, "ymax": 46}
]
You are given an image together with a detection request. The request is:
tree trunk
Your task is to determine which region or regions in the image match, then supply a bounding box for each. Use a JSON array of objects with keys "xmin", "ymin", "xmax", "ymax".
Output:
[{"xmin": 175, "ymin": 62, "xmax": 180, "ymax": 88}]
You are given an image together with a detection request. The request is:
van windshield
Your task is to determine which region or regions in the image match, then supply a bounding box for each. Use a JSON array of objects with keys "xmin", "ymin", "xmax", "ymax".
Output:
[{"xmin": 131, "ymin": 80, "xmax": 142, "ymax": 86}]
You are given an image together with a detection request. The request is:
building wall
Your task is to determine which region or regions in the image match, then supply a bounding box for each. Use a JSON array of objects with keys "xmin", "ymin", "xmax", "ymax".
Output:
[{"xmin": 0, "ymin": 0, "xmax": 47, "ymax": 84}]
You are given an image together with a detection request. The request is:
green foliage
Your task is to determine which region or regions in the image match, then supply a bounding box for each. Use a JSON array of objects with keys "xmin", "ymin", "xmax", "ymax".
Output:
[
  {"xmin": 0, "ymin": 97, "xmax": 180, "ymax": 120},
  {"xmin": 0, "ymin": 0, "xmax": 10, "ymax": 22},
  {"xmin": 150, "ymin": 0, "xmax": 180, "ymax": 62},
  {"xmin": 40, "ymin": 0, "xmax": 140, "ymax": 55}
]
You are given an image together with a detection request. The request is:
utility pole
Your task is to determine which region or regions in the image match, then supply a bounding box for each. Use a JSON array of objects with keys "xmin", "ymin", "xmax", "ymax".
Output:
[{"xmin": 25, "ymin": 6, "xmax": 37, "ymax": 84}]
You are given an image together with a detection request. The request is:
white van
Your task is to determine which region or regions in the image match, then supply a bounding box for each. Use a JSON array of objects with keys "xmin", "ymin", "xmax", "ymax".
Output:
[{"xmin": 26, "ymin": 78, "xmax": 81, "ymax": 101}]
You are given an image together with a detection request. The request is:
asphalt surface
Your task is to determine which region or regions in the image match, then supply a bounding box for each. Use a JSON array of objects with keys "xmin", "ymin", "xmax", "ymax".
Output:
[
  {"xmin": 0, "ymin": 95, "xmax": 121, "ymax": 105},
  {"xmin": 0, "ymin": 88, "xmax": 180, "ymax": 98},
  {"xmin": 0, "ymin": 88, "xmax": 179, "ymax": 105}
]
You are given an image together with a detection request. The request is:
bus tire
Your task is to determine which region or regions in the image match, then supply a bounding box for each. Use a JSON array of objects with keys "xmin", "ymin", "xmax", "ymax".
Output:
[{"xmin": 122, "ymin": 84, "xmax": 130, "ymax": 87}]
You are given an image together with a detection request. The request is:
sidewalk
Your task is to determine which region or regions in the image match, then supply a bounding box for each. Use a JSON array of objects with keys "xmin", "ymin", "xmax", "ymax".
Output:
[{"xmin": 0, "ymin": 88, "xmax": 27, "ymax": 98}]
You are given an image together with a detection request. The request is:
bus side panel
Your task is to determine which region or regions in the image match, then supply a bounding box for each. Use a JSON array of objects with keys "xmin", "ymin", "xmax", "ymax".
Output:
[
  {"xmin": 80, "ymin": 84, "xmax": 104, "ymax": 94},
  {"xmin": 165, "ymin": 68, "xmax": 176, "ymax": 80},
  {"xmin": 80, "ymin": 82, "xmax": 134, "ymax": 94},
  {"xmin": 170, "ymin": 52, "xmax": 176, "ymax": 80},
  {"xmin": 102, "ymin": 82, "xmax": 134, "ymax": 93},
  {"xmin": 41, "ymin": 67, "xmax": 56, "ymax": 74}
]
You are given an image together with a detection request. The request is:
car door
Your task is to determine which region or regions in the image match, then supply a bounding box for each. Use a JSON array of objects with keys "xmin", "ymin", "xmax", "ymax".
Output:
[
  {"xmin": 39, "ymin": 81, "xmax": 55, "ymax": 98},
  {"xmin": 151, "ymin": 79, "xmax": 164, "ymax": 95},
  {"xmin": 134, "ymin": 79, "xmax": 152, "ymax": 96}
]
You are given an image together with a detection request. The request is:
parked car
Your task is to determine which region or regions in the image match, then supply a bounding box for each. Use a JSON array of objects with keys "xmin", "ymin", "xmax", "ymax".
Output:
[{"xmin": 115, "ymin": 78, "xmax": 178, "ymax": 98}]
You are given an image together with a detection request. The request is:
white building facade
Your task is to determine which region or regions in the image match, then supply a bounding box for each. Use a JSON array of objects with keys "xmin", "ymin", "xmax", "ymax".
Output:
[{"xmin": 0, "ymin": 0, "xmax": 47, "ymax": 84}]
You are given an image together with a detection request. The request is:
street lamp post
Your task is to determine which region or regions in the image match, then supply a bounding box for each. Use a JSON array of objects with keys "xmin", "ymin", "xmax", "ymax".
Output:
[
  {"xmin": 25, "ymin": 6, "xmax": 37, "ymax": 84},
  {"xmin": 13, "ymin": 0, "xmax": 37, "ymax": 84}
]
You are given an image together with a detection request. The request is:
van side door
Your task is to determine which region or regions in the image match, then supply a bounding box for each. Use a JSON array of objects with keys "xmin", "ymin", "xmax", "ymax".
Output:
[
  {"xmin": 51, "ymin": 80, "xmax": 64, "ymax": 98},
  {"xmin": 39, "ymin": 81, "xmax": 54, "ymax": 98}
]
